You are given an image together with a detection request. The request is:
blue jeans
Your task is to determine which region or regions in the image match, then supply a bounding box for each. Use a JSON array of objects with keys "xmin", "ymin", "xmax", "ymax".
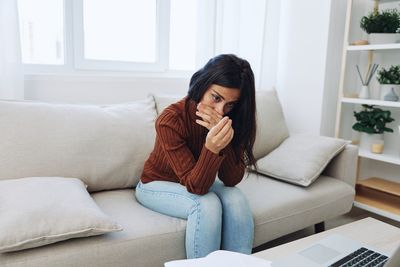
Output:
[{"xmin": 135, "ymin": 179, "xmax": 254, "ymax": 259}]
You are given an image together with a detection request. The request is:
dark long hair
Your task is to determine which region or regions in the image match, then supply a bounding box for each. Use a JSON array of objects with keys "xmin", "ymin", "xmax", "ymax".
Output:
[{"xmin": 187, "ymin": 54, "xmax": 257, "ymax": 167}]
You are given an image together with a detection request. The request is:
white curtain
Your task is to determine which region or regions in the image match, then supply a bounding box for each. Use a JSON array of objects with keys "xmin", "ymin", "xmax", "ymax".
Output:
[{"xmin": 0, "ymin": 0, "xmax": 24, "ymax": 100}]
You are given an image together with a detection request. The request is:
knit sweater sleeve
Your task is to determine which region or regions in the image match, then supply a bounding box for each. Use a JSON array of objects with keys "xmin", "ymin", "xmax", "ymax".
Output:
[
  {"xmin": 156, "ymin": 110, "xmax": 224, "ymax": 195},
  {"xmin": 218, "ymin": 144, "xmax": 246, "ymax": 186}
]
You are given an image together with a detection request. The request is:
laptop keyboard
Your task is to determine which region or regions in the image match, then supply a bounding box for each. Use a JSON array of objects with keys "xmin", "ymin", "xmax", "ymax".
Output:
[{"xmin": 328, "ymin": 247, "xmax": 388, "ymax": 267}]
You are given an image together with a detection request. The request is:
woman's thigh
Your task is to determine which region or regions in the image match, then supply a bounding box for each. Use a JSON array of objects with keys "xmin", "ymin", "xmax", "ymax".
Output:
[{"xmin": 135, "ymin": 180, "xmax": 220, "ymax": 219}]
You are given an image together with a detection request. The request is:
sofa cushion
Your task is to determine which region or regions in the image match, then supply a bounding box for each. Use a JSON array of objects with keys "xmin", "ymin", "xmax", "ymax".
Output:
[
  {"xmin": 237, "ymin": 172, "xmax": 355, "ymax": 247},
  {"xmin": 152, "ymin": 90, "xmax": 289, "ymax": 160},
  {"xmin": 0, "ymin": 177, "xmax": 122, "ymax": 253},
  {"xmin": 256, "ymin": 134, "xmax": 347, "ymax": 187},
  {"xmin": 152, "ymin": 94, "xmax": 183, "ymax": 114},
  {"xmin": 253, "ymin": 90, "xmax": 289, "ymax": 160},
  {"xmin": 0, "ymin": 189, "xmax": 187, "ymax": 267},
  {"xmin": 0, "ymin": 96, "xmax": 157, "ymax": 191}
]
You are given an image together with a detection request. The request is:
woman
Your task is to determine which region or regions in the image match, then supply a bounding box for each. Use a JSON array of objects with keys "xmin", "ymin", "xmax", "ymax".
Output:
[{"xmin": 136, "ymin": 54, "xmax": 257, "ymax": 259}]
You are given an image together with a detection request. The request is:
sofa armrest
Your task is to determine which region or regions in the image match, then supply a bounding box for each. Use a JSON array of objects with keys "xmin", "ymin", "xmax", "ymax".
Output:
[{"xmin": 322, "ymin": 144, "xmax": 358, "ymax": 188}]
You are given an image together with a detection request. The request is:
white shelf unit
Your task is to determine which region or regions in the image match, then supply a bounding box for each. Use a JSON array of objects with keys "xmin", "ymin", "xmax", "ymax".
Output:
[
  {"xmin": 353, "ymin": 201, "xmax": 400, "ymax": 221},
  {"xmin": 347, "ymin": 43, "xmax": 400, "ymax": 51},
  {"xmin": 342, "ymin": 97, "xmax": 400, "ymax": 107},
  {"xmin": 359, "ymin": 148, "xmax": 400, "ymax": 165},
  {"xmin": 335, "ymin": 0, "xmax": 400, "ymax": 221}
]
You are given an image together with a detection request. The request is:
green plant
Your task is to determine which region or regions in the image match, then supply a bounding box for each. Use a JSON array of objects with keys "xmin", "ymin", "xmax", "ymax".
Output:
[
  {"xmin": 353, "ymin": 105, "xmax": 395, "ymax": 134},
  {"xmin": 360, "ymin": 9, "xmax": 400, "ymax": 34},
  {"xmin": 376, "ymin": 65, "xmax": 400, "ymax": 84}
]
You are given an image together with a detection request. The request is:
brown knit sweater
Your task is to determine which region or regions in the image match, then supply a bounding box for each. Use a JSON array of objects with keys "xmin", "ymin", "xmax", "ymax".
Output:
[{"xmin": 140, "ymin": 97, "xmax": 245, "ymax": 195}]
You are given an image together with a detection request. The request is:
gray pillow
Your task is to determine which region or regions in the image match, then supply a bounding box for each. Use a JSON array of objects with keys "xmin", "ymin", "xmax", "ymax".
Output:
[
  {"xmin": 0, "ymin": 177, "xmax": 122, "ymax": 253},
  {"xmin": 253, "ymin": 90, "xmax": 290, "ymax": 160},
  {"xmin": 256, "ymin": 134, "xmax": 348, "ymax": 186}
]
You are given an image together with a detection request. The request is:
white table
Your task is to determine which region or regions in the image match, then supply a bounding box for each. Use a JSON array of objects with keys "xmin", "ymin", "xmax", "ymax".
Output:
[{"xmin": 254, "ymin": 217, "xmax": 400, "ymax": 262}]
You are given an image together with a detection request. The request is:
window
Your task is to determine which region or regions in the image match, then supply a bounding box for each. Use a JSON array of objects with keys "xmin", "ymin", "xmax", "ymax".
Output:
[
  {"xmin": 17, "ymin": 0, "xmax": 268, "ymax": 80},
  {"xmin": 83, "ymin": 0, "xmax": 157, "ymax": 63},
  {"xmin": 169, "ymin": 0, "xmax": 197, "ymax": 71},
  {"xmin": 18, "ymin": 0, "xmax": 64, "ymax": 65}
]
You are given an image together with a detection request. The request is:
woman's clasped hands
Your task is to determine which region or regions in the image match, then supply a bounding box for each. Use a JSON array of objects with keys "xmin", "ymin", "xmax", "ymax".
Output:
[{"xmin": 195, "ymin": 103, "xmax": 234, "ymax": 154}]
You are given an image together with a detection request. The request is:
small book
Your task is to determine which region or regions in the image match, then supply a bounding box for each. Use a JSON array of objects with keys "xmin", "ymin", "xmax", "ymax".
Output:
[{"xmin": 164, "ymin": 250, "xmax": 272, "ymax": 267}]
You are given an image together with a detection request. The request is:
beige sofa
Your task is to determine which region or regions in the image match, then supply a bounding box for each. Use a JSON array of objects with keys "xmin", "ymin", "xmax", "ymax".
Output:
[{"xmin": 0, "ymin": 90, "xmax": 357, "ymax": 267}]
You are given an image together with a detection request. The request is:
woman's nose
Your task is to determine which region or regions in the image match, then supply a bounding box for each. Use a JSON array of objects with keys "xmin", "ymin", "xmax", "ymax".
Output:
[{"xmin": 214, "ymin": 103, "xmax": 224, "ymax": 116}]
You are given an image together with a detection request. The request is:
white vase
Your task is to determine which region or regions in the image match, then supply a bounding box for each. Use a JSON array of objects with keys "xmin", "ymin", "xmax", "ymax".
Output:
[
  {"xmin": 368, "ymin": 33, "xmax": 400, "ymax": 44},
  {"xmin": 360, "ymin": 133, "xmax": 384, "ymax": 152},
  {"xmin": 380, "ymin": 84, "xmax": 400, "ymax": 100},
  {"xmin": 359, "ymin": 85, "xmax": 369, "ymax": 99}
]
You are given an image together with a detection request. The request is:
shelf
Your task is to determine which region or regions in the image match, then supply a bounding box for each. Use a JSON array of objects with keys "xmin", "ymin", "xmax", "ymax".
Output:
[
  {"xmin": 357, "ymin": 177, "xmax": 400, "ymax": 197},
  {"xmin": 370, "ymin": 0, "xmax": 400, "ymax": 3},
  {"xmin": 341, "ymin": 97, "xmax": 400, "ymax": 108},
  {"xmin": 355, "ymin": 177, "xmax": 400, "ymax": 222},
  {"xmin": 353, "ymin": 201, "xmax": 400, "ymax": 222},
  {"xmin": 347, "ymin": 43, "xmax": 400, "ymax": 51},
  {"xmin": 359, "ymin": 148, "xmax": 400, "ymax": 165}
]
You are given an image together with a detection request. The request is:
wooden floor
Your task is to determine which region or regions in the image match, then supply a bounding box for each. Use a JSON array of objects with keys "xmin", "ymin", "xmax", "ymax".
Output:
[{"xmin": 252, "ymin": 206, "xmax": 400, "ymax": 253}]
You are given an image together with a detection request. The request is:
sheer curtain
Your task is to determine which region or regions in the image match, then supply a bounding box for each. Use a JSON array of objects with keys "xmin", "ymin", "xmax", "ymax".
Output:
[{"xmin": 0, "ymin": 0, "xmax": 24, "ymax": 100}]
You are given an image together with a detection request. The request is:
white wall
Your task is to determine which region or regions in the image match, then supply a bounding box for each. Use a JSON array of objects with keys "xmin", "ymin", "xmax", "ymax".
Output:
[
  {"xmin": 273, "ymin": 0, "xmax": 345, "ymax": 136},
  {"xmin": 24, "ymin": 74, "xmax": 189, "ymax": 104},
  {"xmin": 320, "ymin": 0, "xmax": 347, "ymax": 136}
]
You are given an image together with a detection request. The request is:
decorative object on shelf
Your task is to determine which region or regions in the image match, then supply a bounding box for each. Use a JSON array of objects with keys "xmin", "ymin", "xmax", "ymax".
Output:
[
  {"xmin": 356, "ymin": 63, "xmax": 379, "ymax": 99},
  {"xmin": 351, "ymin": 129, "xmax": 361, "ymax": 145},
  {"xmin": 377, "ymin": 65, "xmax": 400, "ymax": 100},
  {"xmin": 360, "ymin": 8, "xmax": 400, "ymax": 44},
  {"xmin": 353, "ymin": 105, "xmax": 395, "ymax": 153},
  {"xmin": 383, "ymin": 87, "xmax": 399, "ymax": 101},
  {"xmin": 359, "ymin": 85, "xmax": 370, "ymax": 99},
  {"xmin": 371, "ymin": 138, "xmax": 384, "ymax": 154},
  {"xmin": 350, "ymin": 40, "xmax": 369, "ymax": 45}
]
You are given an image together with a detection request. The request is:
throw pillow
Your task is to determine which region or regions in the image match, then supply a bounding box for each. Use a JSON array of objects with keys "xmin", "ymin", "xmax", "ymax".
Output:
[
  {"xmin": 253, "ymin": 90, "xmax": 290, "ymax": 160},
  {"xmin": 0, "ymin": 177, "xmax": 122, "ymax": 253},
  {"xmin": 151, "ymin": 93, "xmax": 183, "ymax": 114},
  {"xmin": 256, "ymin": 134, "xmax": 348, "ymax": 187}
]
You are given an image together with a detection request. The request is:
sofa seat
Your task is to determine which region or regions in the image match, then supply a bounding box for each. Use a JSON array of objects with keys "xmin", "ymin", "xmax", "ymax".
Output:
[
  {"xmin": 237, "ymin": 173, "xmax": 355, "ymax": 247},
  {"xmin": 0, "ymin": 173, "xmax": 354, "ymax": 267},
  {"xmin": 0, "ymin": 190, "xmax": 187, "ymax": 267}
]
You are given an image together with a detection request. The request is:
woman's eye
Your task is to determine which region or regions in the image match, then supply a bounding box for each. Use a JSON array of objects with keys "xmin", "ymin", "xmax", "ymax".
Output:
[
  {"xmin": 226, "ymin": 103, "xmax": 235, "ymax": 109},
  {"xmin": 212, "ymin": 94, "xmax": 221, "ymax": 102}
]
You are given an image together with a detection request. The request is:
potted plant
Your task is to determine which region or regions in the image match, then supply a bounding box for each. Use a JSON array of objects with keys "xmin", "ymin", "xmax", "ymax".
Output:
[
  {"xmin": 353, "ymin": 105, "xmax": 395, "ymax": 153},
  {"xmin": 360, "ymin": 8, "xmax": 400, "ymax": 44},
  {"xmin": 376, "ymin": 65, "xmax": 400, "ymax": 100}
]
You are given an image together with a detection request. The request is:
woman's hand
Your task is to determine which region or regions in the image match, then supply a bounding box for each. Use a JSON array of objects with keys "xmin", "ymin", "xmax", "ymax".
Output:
[
  {"xmin": 204, "ymin": 117, "xmax": 234, "ymax": 154},
  {"xmin": 195, "ymin": 103, "xmax": 223, "ymax": 130}
]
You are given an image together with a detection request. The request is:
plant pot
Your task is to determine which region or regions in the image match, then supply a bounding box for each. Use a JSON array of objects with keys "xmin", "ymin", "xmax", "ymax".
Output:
[
  {"xmin": 368, "ymin": 33, "xmax": 400, "ymax": 44},
  {"xmin": 360, "ymin": 133, "xmax": 384, "ymax": 153},
  {"xmin": 380, "ymin": 84, "xmax": 400, "ymax": 100}
]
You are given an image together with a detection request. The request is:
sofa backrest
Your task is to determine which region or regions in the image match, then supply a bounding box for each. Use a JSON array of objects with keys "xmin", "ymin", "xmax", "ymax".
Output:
[
  {"xmin": 152, "ymin": 90, "xmax": 289, "ymax": 161},
  {"xmin": 0, "ymin": 96, "xmax": 157, "ymax": 192}
]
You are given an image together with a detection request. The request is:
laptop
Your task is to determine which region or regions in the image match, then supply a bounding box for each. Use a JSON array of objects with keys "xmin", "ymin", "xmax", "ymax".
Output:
[{"xmin": 272, "ymin": 234, "xmax": 400, "ymax": 267}]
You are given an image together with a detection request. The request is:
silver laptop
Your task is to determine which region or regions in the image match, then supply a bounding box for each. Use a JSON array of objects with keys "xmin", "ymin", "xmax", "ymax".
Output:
[{"xmin": 272, "ymin": 234, "xmax": 400, "ymax": 267}]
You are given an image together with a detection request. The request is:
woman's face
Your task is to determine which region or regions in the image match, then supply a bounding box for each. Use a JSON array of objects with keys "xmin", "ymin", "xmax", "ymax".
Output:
[{"xmin": 200, "ymin": 84, "xmax": 241, "ymax": 116}]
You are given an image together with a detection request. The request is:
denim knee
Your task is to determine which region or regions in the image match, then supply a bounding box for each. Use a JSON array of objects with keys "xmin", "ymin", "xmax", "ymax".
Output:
[{"xmin": 193, "ymin": 192, "xmax": 222, "ymax": 221}]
